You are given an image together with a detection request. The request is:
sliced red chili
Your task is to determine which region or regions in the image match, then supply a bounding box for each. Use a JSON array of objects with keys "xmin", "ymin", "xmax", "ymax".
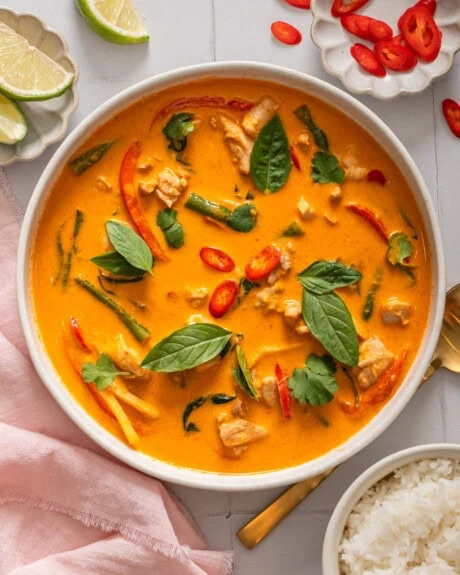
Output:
[
  {"xmin": 442, "ymin": 98, "xmax": 460, "ymax": 138},
  {"xmin": 350, "ymin": 43, "xmax": 386, "ymax": 78},
  {"xmin": 391, "ymin": 34, "xmax": 406, "ymax": 47},
  {"xmin": 368, "ymin": 20, "xmax": 393, "ymax": 43},
  {"xmin": 367, "ymin": 169, "xmax": 387, "ymax": 186},
  {"xmin": 341, "ymin": 15, "xmax": 392, "ymax": 43},
  {"xmin": 275, "ymin": 363, "xmax": 292, "ymax": 419},
  {"xmin": 271, "ymin": 21, "xmax": 302, "ymax": 45},
  {"xmin": 69, "ymin": 317, "xmax": 91, "ymax": 352},
  {"xmin": 414, "ymin": 0, "xmax": 436, "ymax": 15},
  {"xmin": 209, "ymin": 280, "xmax": 238, "ymax": 318},
  {"xmin": 365, "ymin": 351, "xmax": 407, "ymax": 406},
  {"xmin": 346, "ymin": 203, "xmax": 389, "ymax": 241},
  {"xmin": 331, "ymin": 0, "xmax": 369, "ymax": 17},
  {"xmin": 398, "ymin": 6, "xmax": 442, "ymax": 63},
  {"xmin": 226, "ymin": 98, "xmax": 254, "ymax": 111},
  {"xmin": 284, "ymin": 0, "xmax": 310, "ymax": 8},
  {"xmin": 200, "ymin": 247, "xmax": 235, "ymax": 272},
  {"xmin": 152, "ymin": 96, "xmax": 255, "ymax": 123},
  {"xmin": 290, "ymin": 145, "xmax": 301, "ymax": 170},
  {"xmin": 245, "ymin": 246, "xmax": 281, "ymax": 281},
  {"xmin": 375, "ymin": 40, "xmax": 417, "ymax": 72},
  {"xmin": 120, "ymin": 142, "xmax": 168, "ymax": 261}
]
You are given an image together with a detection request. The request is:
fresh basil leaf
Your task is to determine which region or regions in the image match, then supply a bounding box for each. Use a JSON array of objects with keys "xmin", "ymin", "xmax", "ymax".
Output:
[
  {"xmin": 250, "ymin": 114, "xmax": 291, "ymax": 193},
  {"xmin": 387, "ymin": 232, "xmax": 414, "ymax": 267},
  {"xmin": 282, "ymin": 221, "xmax": 304, "ymax": 237},
  {"xmin": 311, "ymin": 151, "xmax": 345, "ymax": 185},
  {"xmin": 238, "ymin": 277, "xmax": 256, "ymax": 303},
  {"xmin": 106, "ymin": 220, "xmax": 153, "ymax": 273},
  {"xmin": 226, "ymin": 203, "xmax": 258, "ymax": 233},
  {"xmin": 246, "ymin": 191, "xmax": 255, "ymax": 200},
  {"xmin": 297, "ymin": 260, "xmax": 362, "ymax": 295},
  {"xmin": 234, "ymin": 345, "xmax": 258, "ymax": 399},
  {"xmin": 302, "ymin": 290, "xmax": 359, "ymax": 366},
  {"xmin": 182, "ymin": 395, "xmax": 207, "ymax": 432},
  {"xmin": 141, "ymin": 323, "xmax": 232, "ymax": 372},
  {"xmin": 156, "ymin": 209, "xmax": 184, "ymax": 249},
  {"xmin": 399, "ymin": 208, "xmax": 418, "ymax": 240},
  {"xmin": 163, "ymin": 113, "xmax": 195, "ymax": 153},
  {"xmin": 210, "ymin": 393, "xmax": 236, "ymax": 405},
  {"xmin": 294, "ymin": 105, "xmax": 329, "ymax": 152},
  {"xmin": 91, "ymin": 251, "xmax": 146, "ymax": 277},
  {"xmin": 70, "ymin": 142, "xmax": 113, "ymax": 175},
  {"xmin": 156, "ymin": 208, "xmax": 178, "ymax": 230},
  {"xmin": 288, "ymin": 354, "xmax": 338, "ymax": 406},
  {"xmin": 186, "ymin": 422, "xmax": 199, "ymax": 432},
  {"xmin": 82, "ymin": 353, "xmax": 130, "ymax": 390}
]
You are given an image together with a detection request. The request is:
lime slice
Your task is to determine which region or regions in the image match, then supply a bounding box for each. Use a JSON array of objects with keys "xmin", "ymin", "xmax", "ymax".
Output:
[
  {"xmin": 0, "ymin": 22, "xmax": 74, "ymax": 102},
  {"xmin": 0, "ymin": 93, "xmax": 27, "ymax": 145},
  {"xmin": 76, "ymin": 0, "xmax": 149, "ymax": 44}
]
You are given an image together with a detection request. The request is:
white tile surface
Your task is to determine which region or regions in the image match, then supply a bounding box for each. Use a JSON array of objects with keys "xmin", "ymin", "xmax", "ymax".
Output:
[{"xmin": 4, "ymin": 1, "xmax": 459, "ymax": 573}]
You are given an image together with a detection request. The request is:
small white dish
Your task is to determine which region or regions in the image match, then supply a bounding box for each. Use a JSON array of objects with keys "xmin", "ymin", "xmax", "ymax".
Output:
[
  {"xmin": 311, "ymin": 0, "xmax": 460, "ymax": 100},
  {"xmin": 322, "ymin": 443, "xmax": 460, "ymax": 574},
  {"xmin": 0, "ymin": 8, "xmax": 78, "ymax": 167}
]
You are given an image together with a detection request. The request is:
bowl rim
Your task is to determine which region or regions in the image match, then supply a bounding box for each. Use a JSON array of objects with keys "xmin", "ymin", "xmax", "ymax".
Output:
[
  {"xmin": 16, "ymin": 61, "xmax": 446, "ymax": 491},
  {"xmin": 322, "ymin": 442, "xmax": 460, "ymax": 574}
]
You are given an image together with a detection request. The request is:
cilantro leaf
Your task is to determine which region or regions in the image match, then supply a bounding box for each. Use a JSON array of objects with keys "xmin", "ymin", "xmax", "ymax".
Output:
[
  {"xmin": 311, "ymin": 151, "xmax": 345, "ymax": 184},
  {"xmin": 82, "ymin": 353, "xmax": 130, "ymax": 390},
  {"xmin": 226, "ymin": 203, "xmax": 258, "ymax": 233},
  {"xmin": 387, "ymin": 232, "xmax": 414, "ymax": 267},
  {"xmin": 163, "ymin": 113, "xmax": 195, "ymax": 153},
  {"xmin": 288, "ymin": 354, "xmax": 339, "ymax": 406}
]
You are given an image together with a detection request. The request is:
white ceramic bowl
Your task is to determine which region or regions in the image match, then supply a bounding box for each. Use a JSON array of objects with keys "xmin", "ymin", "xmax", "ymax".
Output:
[
  {"xmin": 322, "ymin": 443, "xmax": 460, "ymax": 574},
  {"xmin": 17, "ymin": 62, "xmax": 445, "ymax": 491},
  {"xmin": 311, "ymin": 0, "xmax": 460, "ymax": 100},
  {"xmin": 0, "ymin": 8, "xmax": 78, "ymax": 166}
]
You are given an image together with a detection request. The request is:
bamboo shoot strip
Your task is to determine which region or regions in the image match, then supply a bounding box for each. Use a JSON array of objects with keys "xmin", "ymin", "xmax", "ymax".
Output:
[
  {"xmin": 75, "ymin": 277, "xmax": 150, "ymax": 342},
  {"xmin": 62, "ymin": 210, "xmax": 85, "ymax": 288}
]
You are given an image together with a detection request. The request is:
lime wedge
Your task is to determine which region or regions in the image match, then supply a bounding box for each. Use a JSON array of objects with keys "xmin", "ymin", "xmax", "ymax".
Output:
[
  {"xmin": 0, "ymin": 22, "xmax": 74, "ymax": 102},
  {"xmin": 0, "ymin": 93, "xmax": 27, "ymax": 145},
  {"xmin": 76, "ymin": 0, "xmax": 149, "ymax": 44}
]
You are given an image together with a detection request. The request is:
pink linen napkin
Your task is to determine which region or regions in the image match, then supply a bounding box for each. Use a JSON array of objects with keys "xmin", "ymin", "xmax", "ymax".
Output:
[{"xmin": 0, "ymin": 170, "xmax": 233, "ymax": 575}]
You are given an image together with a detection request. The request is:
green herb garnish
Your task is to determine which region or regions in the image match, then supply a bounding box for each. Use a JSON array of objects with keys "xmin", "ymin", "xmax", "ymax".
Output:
[
  {"xmin": 362, "ymin": 268, "xmax": 383, "ymax": 321},
  {"xmin": 311, "ymin": 151, "xmax": 345, "ymax": 185},
  {"xmin": 246, "ymin": 191, "xmax": 255, "ymax": 200},
  {"xmin": 288, "ymin": 354, "xmax": 338, "ymax": 406},
  {"xmin": 91, "ymin": 251, "xmax": 146, "ymax": 278},
  {"xmin": 233, "ymin": 344, "xmax": 258, "ymax": 399},
  {"xmin": 185, "ymin": 193, "xmax": 257, "ymax": 233},
  {"xmin": 183, "ymin": 393, "xmax": 236, "ymax": 432},
  {"xmin": 82, "ymin": 352, "xmax": 130, "ymax": 391},
  {"xmin": 282, "ymin": 221, "xmax": 304, "ymax": 237},
  {"xmin": 399, "ymin": 208, "xmax": 418, "ymax": 240},
  {"xmin": 226, "ymin": 203, "xmax": 257, "ymax": 233},
  {"xmin": 70, "ymin": 142, "xmax": 113, "ymax": 175},
  {"xmin": 250, "ymin": 114, "xmax": 291, "ymax": 193},
  {"xmin": 297, "ymin": 260, "xmax": 362, "ymax": 295},
  {"xmin": 238, "ymin": 277, "xmax": 256, "ymax": 303},
  {"xmin": 106, "ymin": 220, "xmax": 153, "ymax": 274},
  {"xmin": 141, "ymin": 323, "xmax": 233, "ymax": 373},
  {"xmin": 163, "ymin": 112, "xmax": 195, "ymax": 157},
  {"xmin": 294, "ymin": 105, "xmax": 329, "ymax": 152},
  {"xmin": 156, "ymin": 208, "xmax": 184, "ymax": 249},
  {"xmin": 387, "ymin": 232, "xmax": 414, "ymax": 268}
]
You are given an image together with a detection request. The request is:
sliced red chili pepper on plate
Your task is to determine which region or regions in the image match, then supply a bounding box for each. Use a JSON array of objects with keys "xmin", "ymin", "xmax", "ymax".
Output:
[
  {"xmin": 367, "ymin": 169, "xmax": 387, "ymax": 186},
  {"xmin": 271, "ymin": 21, "xmax": 302, "ymax": 45},
  {"xmin": 331, "ymin": 0, "xmax": 369, "ymax": 17},
  {"xmin": 275, "ymin": 363, "xmax": 292, "ymax": 419},
  {"xmin": 391, "ymin": 34, "xmax": 406, "ymax": 47},
  {"xmin": 200, "ymin": 247, "xmax": 235, "ymax": 272},
  {"xmin": 284, "ymin": 0, "xmax": 310, "ymax": 8},
  {"xmin": 290, "ymin": 145, "xmax": 301, "ymax": 170},
  {"xmin": 442, "ymin": 99, "xmax": 460, "ymax": 138},
  {"xmin": 245, "ymin": 245, "xmax": 281, "ymax": 281},
  {"xmin": 414, "ymin": 0, "xmax": 436, "ymax": 15},
  {"xmin": 70, "ymin": 316, "xmax": 91, "ymax": 352},
  {"xmin": 398, "ymin": 6, "xmax": 442, "ymax": 62},
  {"xmin": 350, "ymin": 43, "xmax": 386, "ymax": 78},
  {"xmin": 346, "ymin": 203, "xmax": 389, "ymax": 241},
  {"xmin": 341, "ymin": 15, "xmax": 393, "ymax": 43},
  {"xmin": 375, "ymin": 40, "xmax": 417, "ymax": 72},
  {"xmin": 209, "ymin": 280, "xmax": 238, "ymax": 318}
]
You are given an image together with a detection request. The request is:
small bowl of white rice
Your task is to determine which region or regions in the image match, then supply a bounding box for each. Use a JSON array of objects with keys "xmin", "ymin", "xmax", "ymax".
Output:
[{"xmin": 323, "ymin": 444, "xmax": 460, "ymax": 575}]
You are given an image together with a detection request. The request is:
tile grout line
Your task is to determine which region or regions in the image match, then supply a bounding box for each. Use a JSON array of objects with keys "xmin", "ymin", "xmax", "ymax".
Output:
[{"xmin": 211, "ymin": 0, "xmax": 217, "ymax": 62}]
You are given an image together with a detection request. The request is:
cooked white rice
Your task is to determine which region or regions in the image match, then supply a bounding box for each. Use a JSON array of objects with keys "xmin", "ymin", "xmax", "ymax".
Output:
[{"xmin": 339, "ymin": 458, "xmax": 460, "ymax": 575}]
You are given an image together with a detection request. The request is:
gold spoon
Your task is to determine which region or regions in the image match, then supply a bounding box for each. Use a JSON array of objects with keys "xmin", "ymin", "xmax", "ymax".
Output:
[{"xmin": 237, "ymin": 284, "xmax": 460, "ymax": 549}]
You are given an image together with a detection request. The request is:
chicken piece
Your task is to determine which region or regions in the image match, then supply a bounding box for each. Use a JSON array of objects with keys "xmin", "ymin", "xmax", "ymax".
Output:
[
  {"xmin": 381, "ymin": 298, "xmax": 411, "ymax": 326},
  {"xmin": 217, "ymin": 413, "xmax": 268, "ymax": 448},
  {"xmin": 345, "ymin": 166, "xmax": 368, "ymax": 181},
  {"xmin": 139, "ymin": 167, "xmax": 189, "ymax": 208},
  {"xmin": 107, "ymin": 334, "xmax": 150, "ymax": 379},
  {"xmin": 324, "ymin": 213, "xmax": 338, "ymax": 225},
  {"xmin": 94, "ymin": 176, "xmax": 112, "ymax": 192},
  {"xmin": 187, "ymin": 313, "xmax": 205, "ymax": 325},
  {"xmin": 232, "ymin": 399, "xmax": 246, "ymax": 418},
  {"xmin": 242, "ymin": 96, "xmax": 279, "ymax": 138},
  {"xmin": 267, "ymin": 243, "xmax": 295, "ymax": 285},
  {"xmin": 295, "ymin": 132, "xmax": 310, "ymax": 152},
  {"xmin": 218, "ymin": 113, "xmax": 254, "ymax": 175},
  {"xmin": 259, "ymin": 376, "xmax": 277, "ymax": 407},
  {"xmin": 295, "ymin": 319, "xmax": 310, "ymax": 335},
  {"xmin": 184, "ymin": 287, "xmax": 208, "ymax": 309},
  {"xmin": 137, "ymin": 159, "xmax": 154, "ymax": 173},
  {"xmin": 357, "ymin": 336, "xmax": 395, "ymax": 389},
  {"xmin": 283, "ymin": 299, "xmax": 302, "ymax": 324},
  {"xmin": 330, "ymin": 185, "xmax": 343, "ymax": 202},
  {"xmin": 297, "ymin": 197, "xmax": 316, "ymax": 220},
  {"xmin": 255, "ymin": 282, "xmax": 285, "ymax": 311}
]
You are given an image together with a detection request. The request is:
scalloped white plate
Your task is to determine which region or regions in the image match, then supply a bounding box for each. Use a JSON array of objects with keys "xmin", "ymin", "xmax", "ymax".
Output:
[
  {"xmin": 311, "ymin": 0, "xmax": 460, "ymax": 100},
  {"xmin": 0, "ymin": 8, "xmax": 78, "ymax": 166}
]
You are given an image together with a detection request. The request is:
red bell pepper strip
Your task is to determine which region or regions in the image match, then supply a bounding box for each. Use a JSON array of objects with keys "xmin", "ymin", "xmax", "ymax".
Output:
[
  {"xmin": 290, "ymin": 145, "xmax": 301, "ymax": 170},
  {"xmin": 341, "ymin": 15, "xmax": 393, "ymax": 43},
  {"xmin": 209, "ymin": 280, "xmax": 238, "ymax": 318},
  {"xmin": 442, "ymin": 99, "xmax": 460, "ymax": 139},
  {"xmin": 284, "ymin": 0, "xmax": 310, "ymax": 8},
  {"xmin": 331, "ymin": 0, "xmax": 369, "ymax": 17},
  {"xmin": 375, "ymin": 40, "xmax": 417, "ymax": 72},
  {"xmin": 275, "ymin": 363, "xmax": 292, "ymax": 419},
  {"xmin": 398, "ymin": 7, "xmax": 442, "ymax": 63},
  {"xmin": 367, "ymin": 169, "xmax": 387, "ymax": 186},
  {"xmin": 70, "ymin": 316, "xmax": 91, "ymax": 352},
  {"xmin": 346, "ymin": 203, "xmax": 389, "ymax": 242},
  {"xmin": 414, "ymin": 0, "xmax": 436, "ymax": 15},
  {"xmin": 350, "ymin": 44, "xmax": 386, "ymax": 78},
  {"xmin": 152, "ymin": 96, "xmax": 255, "ymax": 123},
  {"xmin": 245, "ymin": 245, "xmax": 281, "ymax": 281},
  {"xmin": 120, "ymin": 142, "xmax": 168, "ymax": 262},
  {"xmin": 200, "ymin": 247, "xmax": 235, "ymax": 272},
  {"xmin": 271, "ymin": 21, "xmax": 302, "ymax": 46}
]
